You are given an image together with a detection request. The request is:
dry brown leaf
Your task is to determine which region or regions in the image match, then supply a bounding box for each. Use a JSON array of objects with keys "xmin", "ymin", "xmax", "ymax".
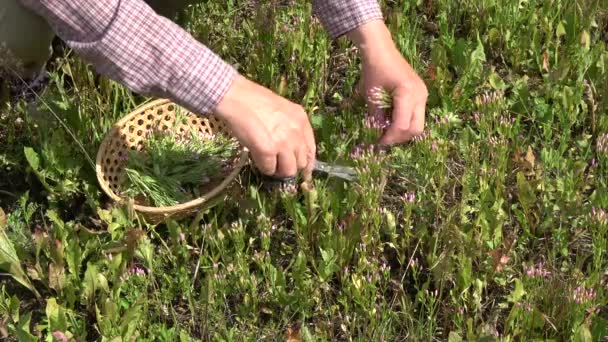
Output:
[
  {"xmin": 489, "ymin": 248, "xmax": 510, "ymax": 273},
  {"xmin": 542, "ymin": 50, "xmax": 550, "ymax": 72},
  {"xmin": 525, "ymin": 146, "xmax": 536, "ymax": 169},
  {"xmin": 48, "ymin": 263, "xmax": 65, "ymax": 291},
  {"xmin": 285, "ymin": 325, "xmax": 302, "ymax": 342}
]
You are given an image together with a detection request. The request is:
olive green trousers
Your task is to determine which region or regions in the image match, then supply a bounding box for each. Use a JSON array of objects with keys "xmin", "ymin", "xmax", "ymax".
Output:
[{"xmin": 0, "ymin": 0, "xmax": 197, "ymax": 80}]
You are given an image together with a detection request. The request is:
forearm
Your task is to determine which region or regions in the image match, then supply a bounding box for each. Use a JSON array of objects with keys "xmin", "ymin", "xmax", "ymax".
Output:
[
  {"xmin": 312, "ymin": 0, "xmax": 384, "ymax": 39},
  {"xmin": 19, "ymin": 0, "xmax": 236, "ymax": 114},
  {"xmin": 346, "ymin": 20, "xmax": 396, "ymax": 59}
]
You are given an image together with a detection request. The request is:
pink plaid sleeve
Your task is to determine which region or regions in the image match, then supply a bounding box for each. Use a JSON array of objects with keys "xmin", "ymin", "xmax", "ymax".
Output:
[
  {"xmin": 19, "ymin": 0, "xmax": 237, "ymax": 115},
  {"xmin": 312, "ymin": 0, "xmax": 384, "ymax": 39}
]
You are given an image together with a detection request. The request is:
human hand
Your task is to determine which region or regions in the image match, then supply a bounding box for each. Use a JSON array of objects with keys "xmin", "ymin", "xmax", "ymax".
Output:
[
  {"xmin": 349, "ymin": 20, "xmax": 428, "ymax": 145},
  {"xmin": 214, "ymin": 75, "xmax": 316, "ymax": 180}
]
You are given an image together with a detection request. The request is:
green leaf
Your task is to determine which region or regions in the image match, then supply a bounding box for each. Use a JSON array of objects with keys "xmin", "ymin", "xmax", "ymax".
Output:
[
  {"xmin": 573, "ymin": 323, "xmax": 592, "ymax": 342},
  {"xmin": 0, "ymin": 230, "xmax": 40, "ymax": 299},
  {"xmin": 556, "ymin": 21, "xmax": 566, "ymax": 37},
  {"xmin": 82, "ymin": 263, "xmax": 99, "ymax": 303},
  {"xmin": 591, "ymin": 317, "xmax": 608, "ymax": 340},
  {"xmin": 448, "ymin": 331, "xmax": 463, "ymax": 342},
  {"xmin": 508, "ymin": 278, "xmax": 526, "ymax": 303},
  {"xmin": 120, "ymin": 300, "xmax": 143, "ymax": 338},
  {"xmin": 301, "ymin": 325, "xmax": 314, "ymax": 342},
  {"xmin": 489, "ymin": 72, "xmax": 507, "ymax": 91},
  {"xmin": 516, "ymin": 172, "xmax": 537, "ymax": 213},
  {"xmin": 0, "ymin": 208, "xmax": 6, "ymax": 230},
  {"xmin": 9, "ymin": 311, "xmax": 37, "ymax": 342},
  {"xmin": 310, "ymin": 115, "xmax": 324, "ymax": 129},
  {"xmin": 23, "ymin": 147, "xmax": 40, "ymax": 171},
  {"xmin": 45, "ymin": 297, "xmax": 68, "ymax": 332},
  {"xmin": 9, "ymin": 295, "xmax": 20, "ymax": 323},
  {"xmin": 470, "ymin": 36, "xmax": 487, "ymax": 65}
]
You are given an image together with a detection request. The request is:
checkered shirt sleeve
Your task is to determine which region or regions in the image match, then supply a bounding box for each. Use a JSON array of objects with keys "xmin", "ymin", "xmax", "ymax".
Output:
[
  {"xmin": 20, "ymin": 0, "xmax": 384, "ymax": 115},
  {"xmin": 19, "ymin": 0, "xmax": 237, "ymax": 115},
  {"xmin": 313, "ymin": 0, "xmax": 384, "ymax": 39}
]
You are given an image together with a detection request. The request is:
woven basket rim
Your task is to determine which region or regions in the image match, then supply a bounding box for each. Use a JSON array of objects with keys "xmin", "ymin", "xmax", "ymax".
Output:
[{"xmin": 95, "ymin": 98, "xmax": 248, "ymax": 215}]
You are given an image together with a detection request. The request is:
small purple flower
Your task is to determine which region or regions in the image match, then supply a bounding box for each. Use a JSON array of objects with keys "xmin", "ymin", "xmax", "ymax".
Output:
[
  {"xmin": 364, "ymin": 109, "xmax": 390, "ymax": 130},
  {"xmin": 179, "ymin": 233, "xmax": 186, "ymax": 242},
  {"xmin": 472, "ymin": 111, "xmax": 482, "ymax": 123},
  {"xmin": 499, "ymin": 115, "xmax": 515, "ymax": 126},
  {"xmin": 368, "ymin": 86, "xmax": 393, "ymax": 109},
  {"xmin": 402, "ymin": 192, "xmax": 416, "ymax": 204},
  {"xmin": 523, "ymin": 262, "xmax": 551, "ymax": 279},
  {"xmin": 571, "ymin": 285, "xmax": 596, "ymax": 304},
  {"xmin": 591, "ymin": 207, "xmax": 608, "ymax": 224},
  {"xmin": 52, "ymin": 331, "xmax": 69, "ymax": 342},
  {"xmin": 590, "ymin": 158, "xmax": 598, "ymax": 168}
]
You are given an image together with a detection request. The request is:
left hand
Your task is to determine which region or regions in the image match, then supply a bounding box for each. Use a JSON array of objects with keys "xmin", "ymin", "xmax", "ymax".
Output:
[{"xmin": 349, "ymin": 20, "xmax": 428, "ymax": 145}]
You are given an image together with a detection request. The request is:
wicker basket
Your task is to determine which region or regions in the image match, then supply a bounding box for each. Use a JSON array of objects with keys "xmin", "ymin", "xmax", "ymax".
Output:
[{"xmin": 95, "ymin": 99, "xmax": 249, "ymax": 224}]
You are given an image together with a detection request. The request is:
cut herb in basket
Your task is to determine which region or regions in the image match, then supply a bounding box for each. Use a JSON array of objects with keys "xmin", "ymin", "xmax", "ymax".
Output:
[{"xmin": 121, "ymin": 117, "xmax": 239, "ymax": 207}]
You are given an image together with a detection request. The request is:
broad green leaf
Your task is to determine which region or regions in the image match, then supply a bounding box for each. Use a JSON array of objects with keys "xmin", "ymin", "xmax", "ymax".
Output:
[
  {"xmin": 556, "ymin": 22, "xmax": 566, "ymax": 37},
  {"xmin": 470, "ymin": 36, "xmax": 486, "ymax": 65},
  {"xmin": 489, "ymin": 73, "xmax": 506, "ymax": 91},
  {"xmin": 120, "ymin": 300, "xmax": 143, "ymax": 338},
  {"xmin": 508, "ymin": 278, "xmax": 526, "ymax": 302},
  {"xmin": 0, "ymin": 230, "xmax": 40, "ymax": 299},
  {"xmin": 310, "ymin": 115, "xmax": 324, "ymax": 129},
  {"xmin": 301, "ymin": 325, "xmax": 314, "ymax": 342},
  {"xmin": 83, "ymin": 263, "xmax": 99, "ymax": 303},
  {"xmin": 45, "ymin": 297, "xmax": 68, "ymax": 332},
  {"xmin": 0, "ymin": 208, "xmax": 6, "ymax": 230},
  {"xmin": 9, "ymin": 311, "xmax": 37, "ymax": 342},
  {"xmin": 23, "ymin": 147, "xmax": 40, "ymax": 171},
  {"xmin": 516, "ymin": 172, "xmax": 537, "ymax": 213},
  {"xmin": 9, "ymin": 295, "xmax": 20, "ymax": 323},
  {"xmin": 448, "ymin": 331, "xmax": 463, "ymax": 342},
  {"xmin": 573, "ymin": 323, "xmax": 592, "ymax": 342}
]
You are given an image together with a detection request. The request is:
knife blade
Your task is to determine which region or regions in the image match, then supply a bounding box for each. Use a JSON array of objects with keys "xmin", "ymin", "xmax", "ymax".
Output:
[{"xmin": 260, "ymin": 159, "xmax": 357, "ymax": 186}]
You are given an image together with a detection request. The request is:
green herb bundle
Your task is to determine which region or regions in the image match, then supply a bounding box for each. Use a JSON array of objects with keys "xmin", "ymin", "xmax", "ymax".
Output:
[{"xmin": 122, "ymin": 116, "xmax": 239, "ymax": 207}]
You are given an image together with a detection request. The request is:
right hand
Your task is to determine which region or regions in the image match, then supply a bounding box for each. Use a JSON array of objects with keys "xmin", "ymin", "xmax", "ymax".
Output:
[{"xmin": 214, "ymin": 75, "xmax": 316, "ymax": 180}]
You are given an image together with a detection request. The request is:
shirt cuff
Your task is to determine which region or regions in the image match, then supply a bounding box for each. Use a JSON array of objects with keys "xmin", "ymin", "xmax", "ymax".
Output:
[{"xmin": 313, "ymin": 1, "xmax": 384, "ymax": 39}]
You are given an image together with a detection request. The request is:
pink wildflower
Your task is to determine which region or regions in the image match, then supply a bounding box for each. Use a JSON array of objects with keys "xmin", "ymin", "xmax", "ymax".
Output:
[
  {"xmin": 402, "ymin": 192, "xmax": 416, "ymax": 204},
  {"xmin": 523, "ymin": 262, "xmax": 551, "ymax": 279},
  {"xmin": 368, "ymin": 87, "xmax": 393, "ymax": 109},
  {"xmin": 52, "ymin": 331, "xmax": 69, "ymax": 342},
  {"xmin": 591, "ymin": 207, "xmax": 608, "ymax": 224},
  {"xmin": 431, "ymin": 140, "xmax": 438, "ymax": 151},
  {"xmin": 571, "ymin": 285, "xmax": 596, "ymax": 304}
]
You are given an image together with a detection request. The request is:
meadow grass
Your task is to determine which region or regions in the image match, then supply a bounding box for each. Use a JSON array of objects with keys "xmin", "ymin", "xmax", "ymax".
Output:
[{"xmin": 0, "ymin": 0, "xmax": 607, "ymax": 340}]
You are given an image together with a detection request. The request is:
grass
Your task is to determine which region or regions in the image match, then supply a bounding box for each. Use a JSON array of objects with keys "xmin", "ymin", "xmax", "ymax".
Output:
[
  {"xmin": 1, "ymin": 0, "xmax": 607, "ymax": 340},
  {"xmin": 122, "ymin": 115, "xmax": 240, "ymax": 207}
]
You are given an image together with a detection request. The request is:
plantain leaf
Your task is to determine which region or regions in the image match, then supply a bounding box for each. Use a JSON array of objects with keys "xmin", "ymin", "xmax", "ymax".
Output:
[
  {"xmin": 516, "ymin": 172, "xmax": 537, "ymax": 213},
  {"xmin": 0, "ymin": 208, "xmax": 6, "ymax": 229},
  {"xmin": 23, "ymin": 147, "xmax": 40, "ymax": 171},
  {"xmin": 0, "ymin": 230, "xmax": 40, "ymax": 299},
  {"xmin": 45, "ymin": 297, "xmax": 68, "ymax": 332}
]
